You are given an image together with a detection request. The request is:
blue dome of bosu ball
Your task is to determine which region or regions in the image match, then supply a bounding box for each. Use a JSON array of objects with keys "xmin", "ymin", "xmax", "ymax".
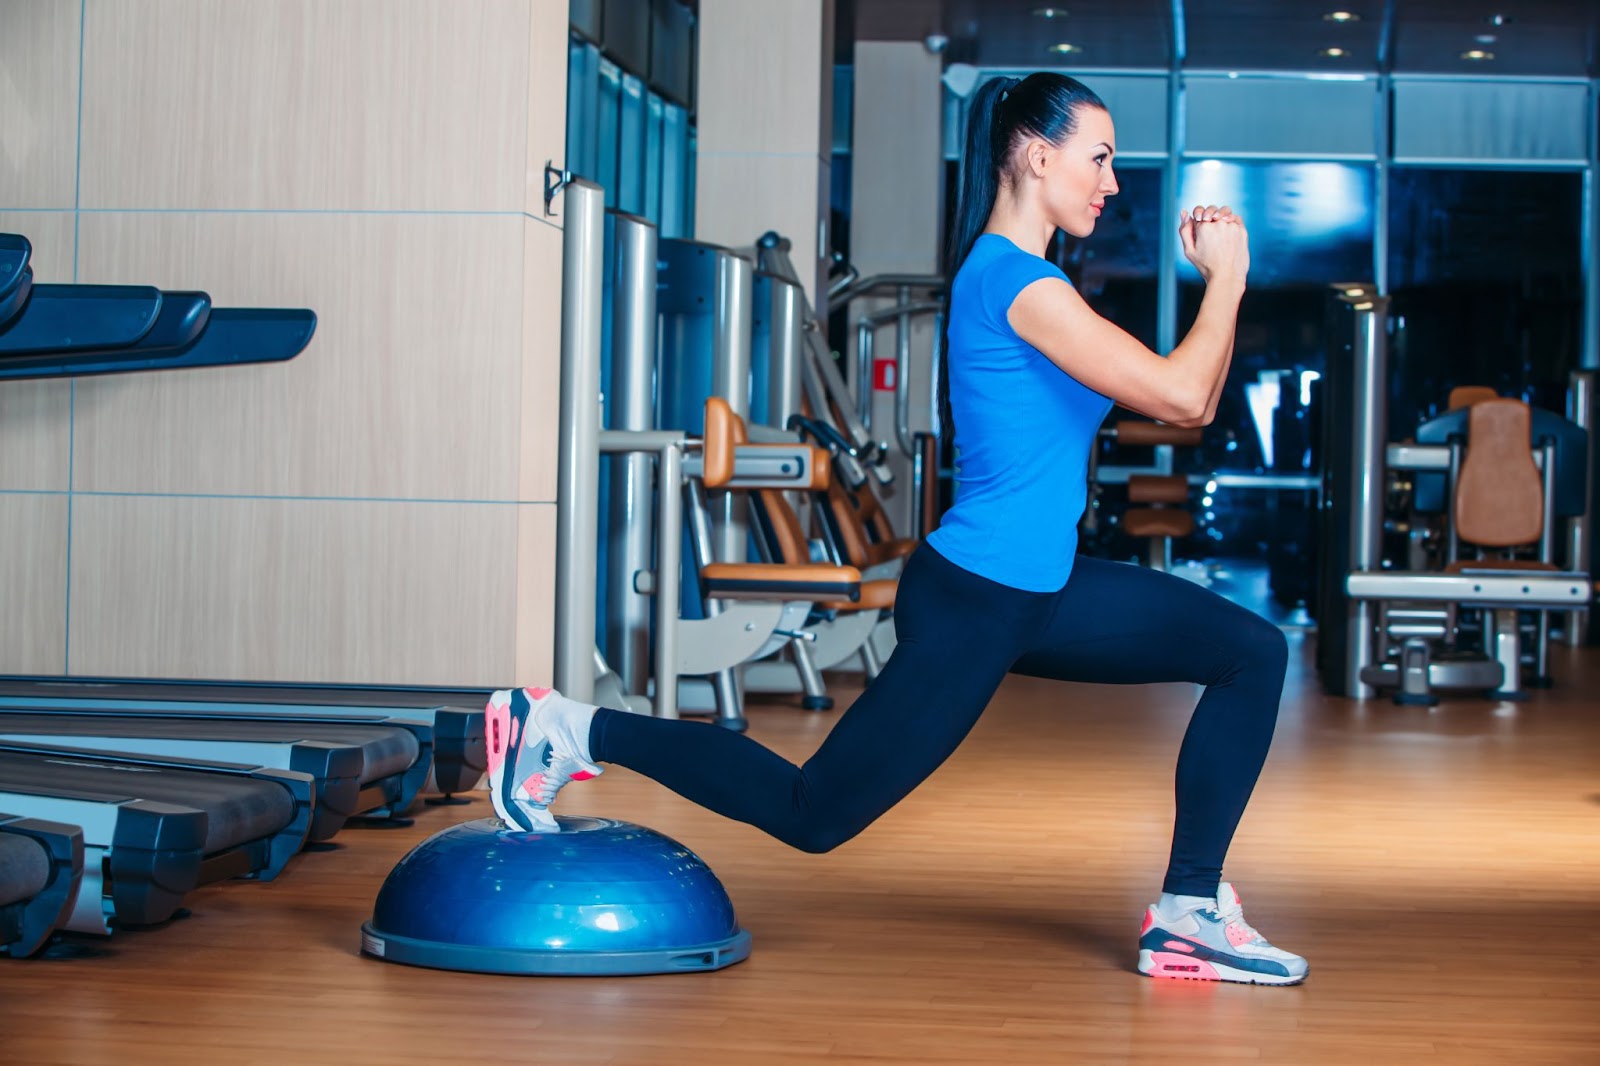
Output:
[{"xmin": 360, "ymin": 816, "xmax": 751, "ymax": 976}]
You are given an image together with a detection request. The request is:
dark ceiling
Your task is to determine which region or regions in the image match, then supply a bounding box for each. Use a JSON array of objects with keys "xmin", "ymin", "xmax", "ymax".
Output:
[{"xmin": 841, "ymin": 0, "xmax": 1600, "ymax": 76}]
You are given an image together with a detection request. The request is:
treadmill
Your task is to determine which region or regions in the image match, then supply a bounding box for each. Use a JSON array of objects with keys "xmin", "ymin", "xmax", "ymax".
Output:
[
  {"xmin": 0, "ymin": 741, "xmax": 313, "ymax": 934},
  {"xmin": 0, "ymin": 711, "xmax": 431, "ymax": 842},
  {"xmin": 0, "ymin": 679, "xmax": 489, "ymax": 799},
  {"xmin": 0, "ymin": 813, "xmax": 83, "ymax": 958}
]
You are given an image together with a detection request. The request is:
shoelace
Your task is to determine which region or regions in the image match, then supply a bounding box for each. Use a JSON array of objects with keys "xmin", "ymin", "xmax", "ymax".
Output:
[
  {"xmin": 523, "ymin": 751, "xmax": 575, "ymax": 807},
  {"xmin": 1217, "ymin": 899, "xmax": 1265, "ymax": 944}
]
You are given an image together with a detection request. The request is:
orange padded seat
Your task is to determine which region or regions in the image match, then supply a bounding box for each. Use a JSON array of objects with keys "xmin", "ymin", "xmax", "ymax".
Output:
[{"xmin": 1123, "ymin": 510, "xmax": 1195, "ymax": 539}]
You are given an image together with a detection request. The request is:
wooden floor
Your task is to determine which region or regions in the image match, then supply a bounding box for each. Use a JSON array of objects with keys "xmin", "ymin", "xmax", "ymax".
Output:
[{"xmin": 3, "ymin": 633, "xmax": 1599, "ymax": 1065}]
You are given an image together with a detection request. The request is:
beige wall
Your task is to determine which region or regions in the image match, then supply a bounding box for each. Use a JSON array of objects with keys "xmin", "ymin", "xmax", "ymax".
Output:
[
  {"xmin": 849, "ymin": 40, "xmax": 944, "ymax": 534},
  {"xmin": 694, "ymin": 0, "xmax": 833, "ymax": 301},
  {"xmin": 0, "ymin": 0, "xmax": 568, "ymax": 686}
]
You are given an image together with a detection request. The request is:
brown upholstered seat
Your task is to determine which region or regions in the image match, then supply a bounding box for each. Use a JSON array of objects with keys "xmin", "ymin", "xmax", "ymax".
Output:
[
  {"xmin": 1124, "ymin": 509, "xmax": 1195, "ymax": 539},
  {"xmin": 1127, "ymin": 474, "xmax": 1189, "ymax": 505},
  {"xmin": 1454, "ymin": 399, "xmax": 1543, "ymax": 552},
  {"xmin": 1447, "ymin": 385, "xmax": 1498, "ymax": 411},
  {"xmin": 865, "ymin": 538, "xmax": 917, "ymax": 567},
  {"xmin": 1113, "ymin": 420, "xmax": 1203, "ymax": 447}
]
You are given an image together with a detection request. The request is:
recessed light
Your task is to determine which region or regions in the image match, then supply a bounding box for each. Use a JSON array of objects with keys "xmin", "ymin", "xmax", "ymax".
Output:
[
  {"xmin": 1475, "ymin": 34, "xmax": 1497, "ymax": 44},
  {"xmin": 1461, "ymin": 49, "xmax": 1495, "ymax": 61},
  {"xmin": 1487, "ymin": 14, "xmax": 1510, "ymax": 27},
  {"xmin": 1048, "ymin": 42, "xmax": 1081, "ymax": 54},
  {"xmin": 1323, "ymin": 11, "xmax": 1360, "ymax": 23},
  {"xmin": 1319, "ymin": 47, "xmax": 1348, "ymax": 57},
  {"xmin": 1034, "ymin": 6, "xmax": 1069, "ymax": 17}
]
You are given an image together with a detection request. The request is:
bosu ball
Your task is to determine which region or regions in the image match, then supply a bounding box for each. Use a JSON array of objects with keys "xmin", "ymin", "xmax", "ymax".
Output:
[{"xmin": 360, "ymin": 816, "xmax": 751, "ymax": 976}]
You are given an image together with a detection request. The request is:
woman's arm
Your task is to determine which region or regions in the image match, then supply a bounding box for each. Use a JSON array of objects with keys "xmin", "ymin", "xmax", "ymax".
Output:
[{"xmin": 1007, "ymin": 210, "xmax": 1249, "ymax": 429}]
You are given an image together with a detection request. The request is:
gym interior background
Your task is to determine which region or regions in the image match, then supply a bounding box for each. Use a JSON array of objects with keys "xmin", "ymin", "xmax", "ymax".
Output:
[{"xmin": 1, "ymin": 1, "xmax": 1598, "ymax": 1063}]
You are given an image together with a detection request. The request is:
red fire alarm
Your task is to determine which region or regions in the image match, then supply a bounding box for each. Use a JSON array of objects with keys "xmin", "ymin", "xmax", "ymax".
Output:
[{"xmin": 873, "ymin": 359, "xmax": 897, "ymax": 391}]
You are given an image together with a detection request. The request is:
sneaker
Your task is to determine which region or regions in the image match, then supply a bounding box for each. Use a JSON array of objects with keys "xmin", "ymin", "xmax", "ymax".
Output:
[
  {"xmin": 1137, "ymin": 883, "xmax": 1308, "ymax": 985},
  {"xmin": 484, "ymin": 687, "xmax": 602, "ymax": 833}
]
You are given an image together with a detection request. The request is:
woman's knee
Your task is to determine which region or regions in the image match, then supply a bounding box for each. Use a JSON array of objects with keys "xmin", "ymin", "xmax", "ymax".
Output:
[
  {"xmin": 1215, "ymin": 615, "xmax": 1289, "ymax": 684},
  {"xmin": 779, "ymin": 813, "xmax": 862, "ymax": 854}
]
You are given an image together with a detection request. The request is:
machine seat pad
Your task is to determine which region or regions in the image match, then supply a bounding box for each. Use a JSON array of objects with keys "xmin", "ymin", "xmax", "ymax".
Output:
[
  {"xmin": 826, "ymin": 579, "xmax": 896, "ymax": 612},
  {"xmin": 701, "ymin": 562, "xmax": 862, "ymax": 602},
  {"xmin": 1123, "ymin": 509, "xmax": 1195, "ymax": 539},
  {"xmin": 865, "ymin": 539, "xmax": 918, "ymax": 566}
]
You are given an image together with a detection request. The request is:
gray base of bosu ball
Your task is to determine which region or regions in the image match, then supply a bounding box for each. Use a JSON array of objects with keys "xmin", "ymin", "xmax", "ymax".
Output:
[{"xmin": 360, "ymin": 816, "xmax": 752, "ymax": 976}]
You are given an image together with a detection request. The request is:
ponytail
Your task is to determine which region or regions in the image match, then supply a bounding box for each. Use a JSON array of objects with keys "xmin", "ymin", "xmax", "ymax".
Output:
[
  {"xmin": 937, "ymin": 73, "xmax": 1107, "ymax": 441},
  {"xmin": 938, "ymin": 76, "xmax": 1017, "ymax": 439}
]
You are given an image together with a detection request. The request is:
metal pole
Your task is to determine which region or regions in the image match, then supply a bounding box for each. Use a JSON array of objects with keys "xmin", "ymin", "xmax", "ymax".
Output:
[
  {"xmin": 711, "ymin": 250, "xmax": 753, "ymax": 566},
  {"xmin": 654, "ymin": 443, "xmax": 683, "ymax": 720},
  {"xmin": 856, "ymin": 317, "xmax": 874, "ymax": 429},
  {"xmin": 1566, "ymin": 369, "xmax": 1594, "ymax": 644},
  {"xmin": 555, "ymin": 178, "xmax": 606, "ymax": 701},
  {"xmin": 1345, "ymin": 297, "xmax": 1390, "ymax": 698},
  {"xmin": 608, "ymin": 214, "xmax": 659, "ymax": 694},
  {"xmin": 769, "ymin": 277, "xmax": 805, "ymax": 429}
]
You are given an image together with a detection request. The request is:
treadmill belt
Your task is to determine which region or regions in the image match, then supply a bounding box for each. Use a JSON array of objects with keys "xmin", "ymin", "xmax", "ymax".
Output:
[
  {"xmin": 0, "ymin": 751, "xmax": 292, "ymax": 853},
  {"xmin": 0, "ymin": 833, "xmax": 49, "ymax": 907},
  {"xmin": 0, "ymin": 715, "xmax": 419, "ymax": 783}
]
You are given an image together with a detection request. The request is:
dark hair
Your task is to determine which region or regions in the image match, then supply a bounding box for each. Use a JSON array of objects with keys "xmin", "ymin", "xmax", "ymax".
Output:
[{"xmin": 938, "ymin": 73, "xmax": 1107, "ymax": 437}]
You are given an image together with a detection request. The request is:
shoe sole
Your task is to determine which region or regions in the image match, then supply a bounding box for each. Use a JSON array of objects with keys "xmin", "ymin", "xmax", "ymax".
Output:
[{"xmin": 1138, "ymin": 949, "xmax": 1306, "ymax": 986}]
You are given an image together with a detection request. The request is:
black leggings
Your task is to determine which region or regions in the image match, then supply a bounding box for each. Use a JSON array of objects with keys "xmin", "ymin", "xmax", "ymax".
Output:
[{"xmin": 590, "ymin": 544, "xmax": 1288, "ymax": 897}]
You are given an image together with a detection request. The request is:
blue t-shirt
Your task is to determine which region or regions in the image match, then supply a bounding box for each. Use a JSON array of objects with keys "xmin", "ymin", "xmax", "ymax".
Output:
[{"xmin": 926, "ymin": 234, "xmax": 1113, "ymax": 592}]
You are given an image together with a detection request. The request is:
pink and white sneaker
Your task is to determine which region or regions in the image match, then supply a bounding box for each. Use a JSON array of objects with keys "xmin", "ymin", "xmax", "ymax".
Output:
[
  {"xmin": 1137, "ymin": 883, "xmax": 1308, "ymax": 985},
  {"xmin": 484, "ymin": 687, "xmax": 603, "ymax": 833}
]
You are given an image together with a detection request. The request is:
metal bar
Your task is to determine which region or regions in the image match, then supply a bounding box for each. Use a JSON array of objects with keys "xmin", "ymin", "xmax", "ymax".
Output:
[
  {"xmin": 1346, "ymin": 570, "xmax": 1591, "ymax": 606},
  {"xmin": 712, "ymin": 250, "xmax": 753, "ymax": 566},
  {"xmin": 826, "ymin": 273, "xmax": 944, "ymax": 314},
  {"xmin": 1387, "ymin": 442, "xmax": 1549, "ymax": 473},
  {"xmin": 1490, "ymin": 608, "xmax": 1525, "ymax": 699},
  {"xmin": 554, "ymin": 178, "xmax": 606, "ymax": 701},
  {"xmin": 856, "ymin": 317, "xmax": 873, "ymax": 429},
  {"xmin": 894, "ymin": 287, "xmax": 917, "ymax": 458},
  {"xmin": 1565, "ymin": 369, "xmax": 1594, "ymax": 644},
  {"xmin": 684, "ymin": 479, "xmax": 744, "ymax": 729},
  {"xmin": 1346, "ymin": 298, "xmax": 1389, "ymax": 698},
  {"xmin": 654, "ymin": 443, "xmax": 683, "ymax": 720},
  {"xmin": 768, "ymin": 277, "xmax": 805, "ymax": 430},
  {"xmin": 608, "ymin": 213, "xmax": 659, "ymax": 697}
]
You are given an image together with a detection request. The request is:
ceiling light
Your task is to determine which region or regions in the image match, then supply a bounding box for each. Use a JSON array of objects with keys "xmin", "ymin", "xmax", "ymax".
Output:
[
  {"xmin": 1323, "ymin": 11, "xmax": 1360, "ymax": 23},
  {"xmin": 1487, "ymin": 14, "xmax": 1510, "ymax": 27},
  {"xmin": 1048, "ymin": 42, "xmax": 1081, "ymax": 54},
  {"xmin": 1461, "ymin": 49, "xmax": 1495, "ymax": 61},
  {"xmin": 1319, "ymin": 47, "xmax": 1348, "ymax": 57},
  {"xmin": 1475, "ymin": 34, "xmax": 1497, "ymax": 44},
  {"xmin": 1033, "ymin": 6, "xmax": 1069, "ymax": 17}
]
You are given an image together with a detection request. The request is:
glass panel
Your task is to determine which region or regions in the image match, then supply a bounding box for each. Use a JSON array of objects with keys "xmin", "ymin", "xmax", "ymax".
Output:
[
  {"xmin": 659, "ymin": 102, "xmax": 689, "ymax": 239},
  {"xmin": 602, "ymin": 0, "xmax": 651, "ymax": 74},
  {"xmin": 1157, "ymin": 160, "xmax": 1377, "ymax": 619},
  {"xmin": 649, "ymin": 0, "xmax": 694, "ymax": 108},
  {"xmin": 644, "ymin": 92, "xmax": 665, "ymax": 226},
  {"xmin": 1048, "ymin": 165, "xmax": 1162, "ymax": 351},
  {"xmin": 1386, "ymin": 169, "xmax": 1584, "ymax": 432},
  {"xmin": 596, "ymin": 58, "xmax": 623, "ymax": 199},
  {"xmin": 566, "ymin": 40, "xmax": 601, "ymax": 181},
  {"xmin": 617, "ymin": 73, "xmax": 647, "ymax": 215}
]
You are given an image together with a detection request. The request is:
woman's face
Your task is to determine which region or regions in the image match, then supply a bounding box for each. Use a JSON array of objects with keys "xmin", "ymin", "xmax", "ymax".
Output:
[{"xmin": 1029, "ymin": 106, "xmax": 1119, "ymax": 239}]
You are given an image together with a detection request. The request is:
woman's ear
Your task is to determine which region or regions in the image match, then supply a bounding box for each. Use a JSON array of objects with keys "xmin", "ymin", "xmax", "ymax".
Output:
[{"xmin": 1029, "ymin": 140, "xmax": 1050, "ymax": 178}]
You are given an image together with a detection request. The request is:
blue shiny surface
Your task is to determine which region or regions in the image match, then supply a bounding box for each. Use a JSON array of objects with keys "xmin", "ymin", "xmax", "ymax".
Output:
[{"xmin": 369, "ymin": 817, "xmax": 742, "ymax": 956}]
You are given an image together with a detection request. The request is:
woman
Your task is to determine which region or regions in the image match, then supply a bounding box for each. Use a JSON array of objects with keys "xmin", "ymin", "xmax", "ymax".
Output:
[{"xmin": 486, "ymin": 72, "xmax": 1306, "ymax": 986}]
